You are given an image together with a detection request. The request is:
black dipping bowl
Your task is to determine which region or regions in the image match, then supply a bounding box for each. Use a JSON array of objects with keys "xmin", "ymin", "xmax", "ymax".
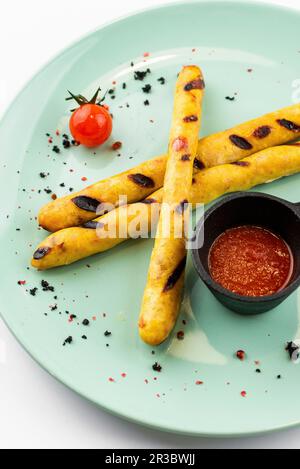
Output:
[{"xmin": 192, "ymin": 192, "xmax": 300, "ymax": 315}]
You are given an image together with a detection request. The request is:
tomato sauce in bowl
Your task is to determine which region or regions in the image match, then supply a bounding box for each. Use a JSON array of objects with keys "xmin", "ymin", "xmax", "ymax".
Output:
[{"xmin": 208, "ymin": 226, "xmax": 294, "ymax": 297}]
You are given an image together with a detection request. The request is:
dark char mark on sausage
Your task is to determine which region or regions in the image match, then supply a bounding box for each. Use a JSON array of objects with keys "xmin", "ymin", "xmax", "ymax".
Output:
[
  {"xmin": 72, "ymin": 196, "xmax": 101, "ymax": 213},
  {"xmin": 229, "ymin": 135, "xmax": 253, "ymax": 150},
  {"xmin": 183, "ymin": 115, "xmax": 198, "ymax": 123},
  {"xmin": 277, "ymin": 119, "xmax": 300, "ymax": 132},
  {"xmin": 193, "ymin": 158, "xmax": 205, "ymax": 170},
  {"xmin": 163, "ymin": 257, "xmax": 187, "ymax": 292},
  {"xmin": 181, "ymin": 154, "xmax": 191, "ymax": 162},
  {"xmin": 82, "ymin": 221, "xmax": 105, "ymax": 229},
  {"xmin": 231, "ymin": 161, "xmax": 250, "ymax": 167},
  {"xmin": 33, "ymin": 247, "xmax": 51, "ymax": 260},
  {"xmin": 184, "ymin": 78, "xmax": 205, "ymax": 91},
  {"xmin": 141, "ymin": 198, "xmax": 158, "ymax": 204},
  {"xmin": 253, "ymin": 125, "xmax": 271, "ymax": 139},
  {"xmin": 128, "ymin": 173, "xmax": 155, "ymax": 188},
  {"xmin": 176, "ymin": 199, "xmax": 189, "ymax": 215}
]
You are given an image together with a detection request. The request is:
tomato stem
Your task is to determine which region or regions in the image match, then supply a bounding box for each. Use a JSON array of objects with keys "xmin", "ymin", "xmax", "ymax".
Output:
[{"xmin": 66, "ymin": 87, "xmax": 107, "ymax": 110}]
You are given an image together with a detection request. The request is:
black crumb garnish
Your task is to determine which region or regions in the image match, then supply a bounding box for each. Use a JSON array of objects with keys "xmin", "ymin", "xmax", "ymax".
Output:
[
  {"xmin": 153, "ymin": 362, "xmax": 162, "ymax": 373},
  {"xmin": 44, "ymin": 188, "xmax": 52, "ymax": 194},
  {"xmin": 63, "ymin": 336, "xmax": 73, "ymax": 346},
  {"xmin": 225, "ymin": 96, "xmax": 235, "ymax": 101},
  {"xmin": 157, "ymin": 77, "xmax": 166, "ymax": 85},
  {"xmin": 41, "ymin": 280, "xmax": 55, "ymax": 292},
  {"xmin": 39, "ymin": 172, "xmax": 48, "ymax": 178},
  {"xmin": 82, "ymin": 335, "xmax": 87, "ymax": 340},
  {"xmin": 255, "ymin": 369, "xmax": 261, "ymax": 373},
  {"xmin": 70, "ymin": 314, "xmax": 77, "ymax": 320},
  {"xmin": 63, "ymin": 139, "xmax": 71, "ymax": 149},
  {"xmin": 29, "ymin": 288, "xmax": 38, "ymax": 297},
  {"xmin": 52, "ymin": 146, "xmax": 60, "ymax": 154},
  {"xmin": 277, "ymin": 375, "xmax": 282, "ymax": 380},
  {"xmin": 60, "ymin": 183, "xmax": 65, "ymax": 187},
  {"xmin": 285, "ymin": 341, "xmax": 300, "ymax": 361},
  {"xmin": 82, "ymin": 319, "xmax": 90, "ymax": 326},
  {"xmin": 144, "ymin": 100, "xmax": 150, "ymax": 106},
  {"xmin": 108, "ymin": 89, "xmax": 115, "ymax": 95},
  {"xmin": 104, "ymin": 331, "xmax": 112, "ymax": 337},
  {"xmin": 134, "ymin": 69, "xmax": 151, "ymax": 81},
  {"xmin": 122, "ymin": 83, "xmax": 127, "ymax": 89},
  {"xmin": 69, "ymin": 188, "xmax": 74, "ymax": 192},
  {"xmin": 142, "ymin": 84, "xmax": 151, "ymax": 94},
  {"xmin": 50, "ymin": 305, "xmax": 58, "ymax": 311}
]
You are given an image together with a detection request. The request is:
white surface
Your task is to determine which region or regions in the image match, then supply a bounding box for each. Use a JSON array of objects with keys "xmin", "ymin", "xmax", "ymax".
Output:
[{"xmin": 1, "ymin": 0, "xmax": 300, "ymax": 450}]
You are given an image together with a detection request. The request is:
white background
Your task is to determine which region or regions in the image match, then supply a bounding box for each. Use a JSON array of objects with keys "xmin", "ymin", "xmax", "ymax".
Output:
[{"xmin": 0, "ymin": 0, "xmax": 300, "ymax": 450}]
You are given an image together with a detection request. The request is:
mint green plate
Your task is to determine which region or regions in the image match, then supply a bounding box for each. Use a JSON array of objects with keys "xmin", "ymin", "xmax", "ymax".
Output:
[{"xmin": 1, "ymin": 0, "xmax": 300, "ymax": 437}]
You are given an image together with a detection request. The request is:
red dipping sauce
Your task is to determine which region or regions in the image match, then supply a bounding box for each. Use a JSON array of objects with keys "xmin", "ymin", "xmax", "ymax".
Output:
[{"xmin": 208, "ymin": 226, "xmax": 293, "ymax": 297}]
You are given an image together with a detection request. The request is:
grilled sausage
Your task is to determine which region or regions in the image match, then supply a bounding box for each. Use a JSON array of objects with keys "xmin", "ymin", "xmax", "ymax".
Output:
[
  {"xmin": 32, "ymin": 145, "xmax": 300, "ymax": 270},
  {"xmin": 38, "ymin": 103, "xmax": 300, "ymax": 232}
]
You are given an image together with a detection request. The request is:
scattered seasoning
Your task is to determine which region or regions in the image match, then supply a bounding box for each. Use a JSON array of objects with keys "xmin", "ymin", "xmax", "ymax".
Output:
[
  {"xmin": 134, "ymin": 69, "xmax": 151, "ymax": 81},
  {"xmin": 144, "ymin": 100, "xmax": 150, "ymax": 106},
  {"xmin": 195, "ymin": 381, "xmax": 204, "ymax": 386},
  {"xmin": 241, "ymin": 391, "xmax": 247, "ymax": 397},
  {"xmin": 121, "ymin": 373, "xmax": 127, "ymax": 378},
  {"xmin": 104, "ymin": 330, "xmax": 112, "ymax": 337},
  {"xmin": 112, "ymin": 141, "xmax": 122, "ymax": 151},
  {"xmin": 285, "ymin": 341, "xmax": 300, "ymax": 361},
  {"xmin": 247, "ymin": 68, "xmax": 253, "ymax": 73},
  {"xmin": 29, "ymin": 288, "xmax": 38, "ymax": 296},
  {"xmin": 225, "ymin": 96, "xmax": 235, "ymax": 101},
  {"xmin": 63, "ymin": 336, "xmax": 73, "ymax": 346},
  {"xmin": 157, "ymin": 77, "xmax": 166, "ymax": 85},
  {"xmin": 145, "ymin": 379, "xmax": 149, "ymax": 384},
  {"xmin": 236, "ymin": 350, "xmax": 246, "ymax": 361},
  {"xmin": 277, "ymin": 375, "xmax": 282, "ymax": 380},
  {"xmin": 51, "ymin": 194, "xmax": 57, "ymax": 200},
  {"xmin": 62, "ymin": 138, "xmax": 71, "ymax": 149},
  {"xmin": 18, "ymin": 280, "xmax": 26, "ymax": 286},
  {"xmin": 50, "ymin": 305, "xmax": 58, "ymax": 311},
  {"xmin": 143, "ymin": 52, "xmax": 150, "ymax": 58},
  {"xmin": 39, "ymin": 172, "xmax": 48, "ymax": 178},
  {"xmin": 52, "ymin": 146, "xmax": 60, "ymax": 154},
  {"xmin": 81, "ymin": 177, "xmax": 87, "ymax": 182},
  {"xmin": 142, "ymin": 84, "xmax": 152, "ymax": 94},
  {"xmin": 152, "ymin": 362, "xmax": 162, "ymax": 373},
  {"xmin": 41, "ymin": 280, "xmax": 55, "ymax": 292},
  {"xmin": 256, "ymin": 369, "xmax": 262, "ymax": 374},
  {"xmin": 122, "ymin": 83, "xmax": 127, "ymax": 90},
  {"xmin": 82, "ymin": 335, "xmax": 87, "ymax": 340},
  {"xmin": 82, "ymin": 319, "xmax": 90, "ymax": 326},
  {"xmin": 177, "ymin": 331, "xmax": 185, "ymax": 341}
]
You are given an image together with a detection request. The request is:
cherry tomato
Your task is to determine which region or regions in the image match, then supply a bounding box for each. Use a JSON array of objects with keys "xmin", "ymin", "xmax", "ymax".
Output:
[{"xmin": 70, "ymin": 104, "xmax": 113, "ymax": 148}]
